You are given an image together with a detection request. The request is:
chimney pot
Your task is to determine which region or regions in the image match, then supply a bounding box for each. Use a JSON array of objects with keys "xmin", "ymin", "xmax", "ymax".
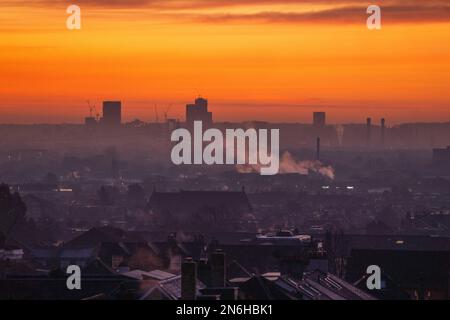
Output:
[{"xmin": 181, "ymin": 257, "xmax": 197, "ymax": 300}]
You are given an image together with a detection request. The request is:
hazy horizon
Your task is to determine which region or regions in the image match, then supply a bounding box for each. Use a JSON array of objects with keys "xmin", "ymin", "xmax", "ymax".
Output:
[{"xmin": 1, "ymin": 97, "xmax": 449, "ymax": 125}]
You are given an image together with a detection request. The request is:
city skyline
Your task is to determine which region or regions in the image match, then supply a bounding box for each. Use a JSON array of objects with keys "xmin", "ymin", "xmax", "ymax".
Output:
[{"xmin": 1, "ymin": 96, "xmax": 449, "ymax": 126}]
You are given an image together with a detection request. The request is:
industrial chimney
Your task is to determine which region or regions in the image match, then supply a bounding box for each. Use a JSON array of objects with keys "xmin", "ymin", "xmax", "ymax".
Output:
[
  {"xmin": 381, "ymin": 118, "xmax": 386, "ymax": 147},
  {"xmin": 211, "ymin": 249, "xmax": 226, "ymax": 288},
  {"xmin": 366, "ymin": 118, "xmax": 372, "ymax": 148},
  {"xmin": 316, "ymin": 137, "xmax": 321, "ymax": 161},
  {"xmin": 181, "ymin": 257, "xmax": 197, "ymax": 300}
]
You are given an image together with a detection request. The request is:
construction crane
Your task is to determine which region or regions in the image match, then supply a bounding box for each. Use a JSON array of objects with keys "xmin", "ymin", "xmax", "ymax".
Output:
[
  {"xmin": 86, "ymin": 100, "xmax": 100, "ymax": 122},
  {"xmin": 86, "ymin": 100, "xmax": 95, "ymax": 117}
]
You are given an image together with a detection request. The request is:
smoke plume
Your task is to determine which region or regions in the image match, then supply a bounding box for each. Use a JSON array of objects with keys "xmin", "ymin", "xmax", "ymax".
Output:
[{"xmin": 237, "ymin": 151, "xmax": 335, "ymax": 179}]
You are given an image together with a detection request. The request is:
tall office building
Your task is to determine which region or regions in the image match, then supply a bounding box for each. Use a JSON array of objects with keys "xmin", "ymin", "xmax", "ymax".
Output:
[
  {"xmin": 186, "ymin": 97, "xmax": 212, "ymax": 125},
  {"xmin": 313, "ymin": 112, "xmax": 326, "ymax": 127},
  {"xmin": 102, "ymin": 101, "xmax": 122, "ymax": 126}
]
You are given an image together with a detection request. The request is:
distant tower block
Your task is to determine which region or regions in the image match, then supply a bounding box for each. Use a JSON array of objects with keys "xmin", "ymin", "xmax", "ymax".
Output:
[
  {"xmin": 381, "ymin": 118, "xmax": 386, "ymax": 146},
  {"xmin": 102, "ymin": 101, "xmax": 122, "ymax": 126},
  {"xmin": 313, "ymin": 112, "xmax": 326, "ymax": 128},
  {"xmin": 316, "ymin": 137, "xmax": 321, "ymax": 161},
  {"xmin": 186, "ymin": 97, "xmax": 213, "ymax": 126},
  {"xmin": 366, "ymin": 117, "xmax": 372, "ymax": 147}
]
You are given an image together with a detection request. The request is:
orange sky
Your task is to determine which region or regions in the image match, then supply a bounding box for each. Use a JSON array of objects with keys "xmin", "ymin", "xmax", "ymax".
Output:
[{"xmin": 0, "ymin": 1, "xmax": 449, "ymax": 124}]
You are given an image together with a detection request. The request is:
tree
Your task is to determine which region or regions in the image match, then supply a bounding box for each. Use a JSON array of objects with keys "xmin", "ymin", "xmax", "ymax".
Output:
[
  {"xmin": 97, "ymin": 185, "xmax": 119, "ymax": 206},
  {"xmin": 36, "ymin": 215, "xmax": 61, "ymax": 243},
  {"xmin": 0, "ymin": 184, "xmax": 27, "ymax": 238},
  {"xmin": 126, "ymin": 184, "xmax": 146, "ymax": 208},
  {"xmin": 366, "ymin": 219, "xmax": 393, "ymax": 235},
  {"xmin": 42, "ymin": 172, "xmax": 59, "ymax": 186}
]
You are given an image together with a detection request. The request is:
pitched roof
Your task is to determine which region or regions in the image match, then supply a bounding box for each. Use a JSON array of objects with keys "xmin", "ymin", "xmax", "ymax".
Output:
[
  {"xmin": 343, "ymin": 234, "xmax": 450, "ymax": 252},
  {"xmin": 148, "ymin": 190, "xmax": 252, "ymax": 214},
  {"xmin": 140, "ymin": 275, "xmax": 205, "ymax": 300},
  {"xmin": 236, "ymin": 270, "xmax": 376, "ymax": 300},
  {"xmin": 64, "ymin": 226, "xmax": 147, "ymax": 248},
  {"xmin": 239, "ymin": 275, "xmax": 298, "ymax": 300},
  {"xmin": 59, "ymin": 246, "xmax": 99, "ymax": 259},
  {"xmin": 83, "ymin": 257, "xmax": 118, "ymax": 275},
  {"xmin": 227, "ymin": 260, "xmax": 252, "ymax": 280},
  {"xmin": 121, "ymin": 269, "xmax": 176, "ymax": 281}
]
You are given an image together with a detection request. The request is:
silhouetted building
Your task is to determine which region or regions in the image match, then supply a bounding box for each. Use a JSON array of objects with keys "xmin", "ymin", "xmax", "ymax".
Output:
[
  {"xmin": 186, "ymin": 97, "xmax": 212, "ymax": 125},
  {"xmin": 58, "ymin": 226, "xmax": 163, "ymax": 270},
  {"xmin": 232, "ymin": 270, "xmax": 375, "ymax": 300},
  {"xmin": 316, "ymin": 137, "xmax": 321, "ymax": 161},
  {"xmin": 366, "ymin": 117, "xmax": 372, "ymax": 147},
  {"xmin": 433, "ymin": 146, "xmax": 450, "ymax": 164},
  {"xmin": 348, "ymin": 249, "xmax": 450, "ymax": 300},
  {"xmin": 313, "ymin": 112, "xmax": 326, "ymax": 127},
  {"xmin": 381, "ymin": 118, "xmax": 386, "ymax": 147},
  {"xmin": 147, "ymin": 190, "xmax": 252, "ymax": 230},
  {"xmin": 85, "ymin": 117, "xmax": 97, "ymax": 127},
  {"xmin": 102, "ymin": 101, "xmax": 122, "ymax": 126}
]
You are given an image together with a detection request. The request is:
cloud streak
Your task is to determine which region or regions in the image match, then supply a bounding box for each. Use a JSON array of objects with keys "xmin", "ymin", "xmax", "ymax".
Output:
[
  {"xmin": 2, "ymin": 0, "xmax": 449, "ymax": 8},
  {"xmin": 1, "ymin": 0, "xmax": 449, "ymax": 24},
  {"xmin": 193, "ymin": 6, "xmax": 450, "ymax": 24}
]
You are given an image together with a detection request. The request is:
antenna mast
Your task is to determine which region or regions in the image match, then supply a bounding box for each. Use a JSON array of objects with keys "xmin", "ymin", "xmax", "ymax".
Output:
[{"xmin": 154, "ymin": 105, "xmax": 159, "ymax": 123}]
